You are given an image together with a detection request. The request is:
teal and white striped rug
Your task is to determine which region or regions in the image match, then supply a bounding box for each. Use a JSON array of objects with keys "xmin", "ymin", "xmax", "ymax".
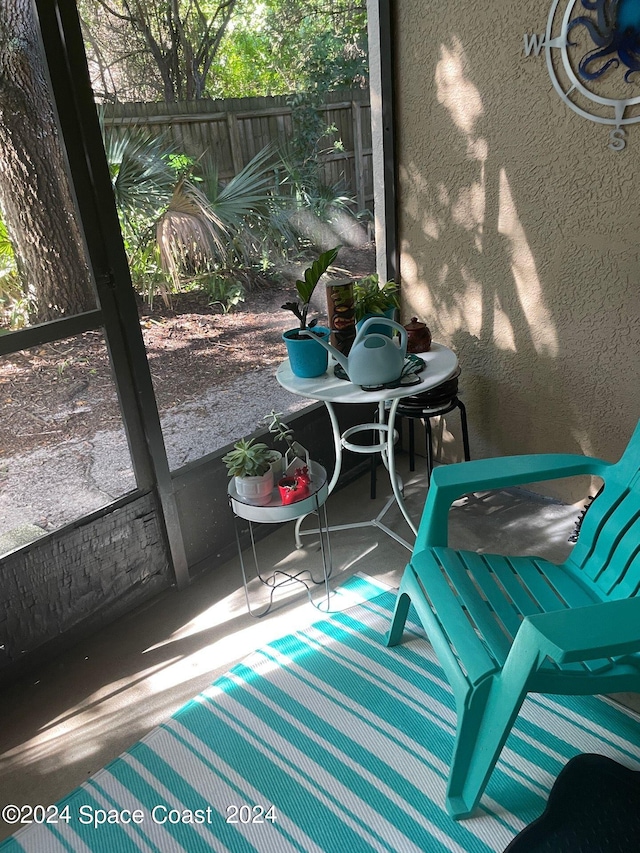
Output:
[{"xmin": 3, "ymin": 573, "xmax": 640, "ymax": 852}]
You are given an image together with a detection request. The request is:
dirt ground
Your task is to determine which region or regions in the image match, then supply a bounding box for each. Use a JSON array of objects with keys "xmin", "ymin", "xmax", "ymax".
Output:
[
  {"xmin": 0, "ymin": 245, "xmax": 377, "ymax": 538},
  {"xmin": 0, "ymin": 245, "xmax": 376, "ymax": 461},
  {"xmin": 1, "ymin": 280, "xmax": 296, "ymax": 459}
]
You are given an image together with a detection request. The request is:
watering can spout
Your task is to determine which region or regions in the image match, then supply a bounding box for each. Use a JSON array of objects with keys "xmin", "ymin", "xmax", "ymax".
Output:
[{"xmin": 299, "ymin": 328, "xmax": 349, "ymax": 372}]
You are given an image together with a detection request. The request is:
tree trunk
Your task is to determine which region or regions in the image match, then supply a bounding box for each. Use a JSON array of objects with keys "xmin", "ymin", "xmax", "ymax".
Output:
[{"xmin": 0, "ymin": 0, "xmax": 95, "ymax": 324}]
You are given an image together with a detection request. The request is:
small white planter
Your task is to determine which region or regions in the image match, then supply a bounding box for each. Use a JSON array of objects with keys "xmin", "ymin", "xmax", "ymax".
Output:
[
  {"xmin": 234, "ymin": 469, "xmax": 274, "ymax": 506},
  {"xmin": 266, "ymin": 450, "xmax": 283, "ymax": 479}
]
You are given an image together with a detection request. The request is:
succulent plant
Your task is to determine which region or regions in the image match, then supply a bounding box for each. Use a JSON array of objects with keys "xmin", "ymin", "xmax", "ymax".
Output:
[
  {"xmin": 263, "ymin": 410, "xmax": 295, "ymax": 448},
  {"xmin": 222, "ymin": 438, "xmax": 272, "ymax": 478}
]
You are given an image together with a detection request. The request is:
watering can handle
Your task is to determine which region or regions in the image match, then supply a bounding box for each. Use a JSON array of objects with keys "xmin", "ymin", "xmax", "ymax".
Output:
[{"xmin": 356, "ymin": 317, "xmax": 408, "ymax": 351}]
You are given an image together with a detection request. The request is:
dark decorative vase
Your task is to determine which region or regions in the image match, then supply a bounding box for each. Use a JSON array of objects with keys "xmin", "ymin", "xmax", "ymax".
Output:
[
  {"xmin": 326, "ymin": 280, "xmax": 356, "ymax": 355},
  {"xmin": 403, "ymin": 317, "xmax": 432, "ymax": 353}
]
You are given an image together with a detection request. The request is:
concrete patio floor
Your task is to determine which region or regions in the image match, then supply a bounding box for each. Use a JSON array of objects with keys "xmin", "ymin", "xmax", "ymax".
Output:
[{"xmin": 1, "ymin": 456, "xmax": 638, "ymax": 842}]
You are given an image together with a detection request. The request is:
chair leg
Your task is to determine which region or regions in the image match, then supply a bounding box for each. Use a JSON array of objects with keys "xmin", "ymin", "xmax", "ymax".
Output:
[
  {"xmin": 408, "ymin": 417, "xmax": 415, "ymax": 471},
  {"xmin": 446, "ymin": 640, "xmax": 543, "ymax": 819},
  {"xmin": 425, "ymin": 417, "xmax": 433, "ymax": 486},
  {"xmin": 388, "ymin": 567, "xmax": 526, "ymax": 818},
  {"xmin": 457, "ymin": 399, "xmax": 471, "ymax": 461},
  {"xmin": 446, "ymin": 682, "xmax": 494, "ymax": 818},
  {"xmin": 386, "ymin": 569, "xmax": 416, "ymax": 646},
  {"xmin": 446, "ymin": 680, "xmax": 529, "ymax": 818}
]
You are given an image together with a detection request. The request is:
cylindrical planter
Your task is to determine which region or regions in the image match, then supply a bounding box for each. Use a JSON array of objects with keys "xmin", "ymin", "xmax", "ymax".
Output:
[
  {"xmin": 234, "ymin": 469, "xmax": 274, "ymax": 506},
  {"xmin": 283, "ymin": 326, "xmax": 330, "ymax": 378},
  {"xmin": 326, "ymin": 280, "xmax": 356, "ymax": 355},
  {"xmin": 266, "ymin": 450, "xmax": 283, "ymax": 479}
]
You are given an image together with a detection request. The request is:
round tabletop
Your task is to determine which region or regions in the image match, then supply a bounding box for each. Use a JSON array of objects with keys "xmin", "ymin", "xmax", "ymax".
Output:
[
  {"xmin": 228, "ymin": 460, "xmax": 328, "ymax": 523},
  {"xmin": 275, "ymin": 342, "xmax": 459, "ymax": 404}
]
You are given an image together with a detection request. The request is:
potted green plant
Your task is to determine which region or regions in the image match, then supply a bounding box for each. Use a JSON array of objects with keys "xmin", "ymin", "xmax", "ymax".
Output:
[
  {"xmin": 353, "ymin": 274, "xmax": 400, "ymax": 336},
  {"xmin": 281, "ymin": 246, "xmax": 340, "ymax": 377},
  {"xmin": 222, "ymin": 438, "xmax": 274, "ymax": 505},
  {"xmin": 263, "ymin": 410, "xmax": 309, "ymax": 473}
]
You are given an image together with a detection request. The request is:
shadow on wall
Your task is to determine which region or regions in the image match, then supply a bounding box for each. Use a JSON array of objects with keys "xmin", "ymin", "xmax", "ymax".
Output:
[{"xmin": 397, "ymin": 34, "xmax": 635, "ymax": 500}]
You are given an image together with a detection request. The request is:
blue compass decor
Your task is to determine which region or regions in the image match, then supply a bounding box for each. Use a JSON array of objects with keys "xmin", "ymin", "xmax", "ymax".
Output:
[
  {"xmin": 568, "ymin": 0, "xmax": 640, "ymax": 82},
  {"xmin": 525, "ymin": 0, "xmax": 640, "ymax": 148}
]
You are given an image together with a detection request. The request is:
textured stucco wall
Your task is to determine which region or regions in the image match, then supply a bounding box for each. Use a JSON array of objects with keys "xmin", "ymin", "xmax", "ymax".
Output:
[{"xmin": 394, "ymin": 0, "xmax": 640, "ymax": 502}]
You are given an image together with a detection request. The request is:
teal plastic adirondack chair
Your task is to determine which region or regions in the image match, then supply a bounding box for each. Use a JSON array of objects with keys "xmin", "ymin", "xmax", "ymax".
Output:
[{"xmin": 387, "ymin": 421, "xmax": 640, "ymax": 819}]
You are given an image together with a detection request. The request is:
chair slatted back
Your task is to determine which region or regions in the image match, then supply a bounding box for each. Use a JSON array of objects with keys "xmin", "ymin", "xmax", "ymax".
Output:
[{"xmin": 567, "ymin": 423, "xmax": 640, "ymax": 600}]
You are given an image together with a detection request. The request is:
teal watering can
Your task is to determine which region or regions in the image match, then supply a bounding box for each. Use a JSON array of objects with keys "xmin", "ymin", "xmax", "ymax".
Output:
[{"xmin": 302, "ymin": 317, "xmax": 408, "ymax": 386}]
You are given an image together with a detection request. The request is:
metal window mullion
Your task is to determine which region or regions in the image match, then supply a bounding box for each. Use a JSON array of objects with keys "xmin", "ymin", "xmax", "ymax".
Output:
[
  {"xmin": 33, "ymin": 0, "xmax": 190, "ymax": 588},
  {"xmin": 0, "ymin": 310, "xmax": 103, "ymax": 356},
  {"xmin": 367, "ymin": 0, "xmax": 398, "ymax": 284}
]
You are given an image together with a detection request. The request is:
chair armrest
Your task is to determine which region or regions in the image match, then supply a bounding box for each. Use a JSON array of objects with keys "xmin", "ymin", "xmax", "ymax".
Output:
[
  {"xmin": 523, "ymin": 598, "xmax": 640, "ymax": 664},
  {"xmin": 415, "ymin": 454, "xmax": 611, "ymax": 549},
  {"xmin": 431, "ymin": 453, "xmax": 609, "ymax": 494}
]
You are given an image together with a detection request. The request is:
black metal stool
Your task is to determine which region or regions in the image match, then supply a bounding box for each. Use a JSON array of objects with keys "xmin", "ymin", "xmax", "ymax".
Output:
[{"xmin": 370, "ymin": 367, "xmax": 470, "ymax": 497}]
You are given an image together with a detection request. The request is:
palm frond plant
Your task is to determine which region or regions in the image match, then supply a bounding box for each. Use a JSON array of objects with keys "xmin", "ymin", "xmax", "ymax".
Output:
[
  {"xmin": 101, "ymin": 126, "xmax": 305, "ymax": 310},
  {"xmin": 0, "ymin": 214, "xmax": 31, "ymax": 329},
  {"xmin": 157, "ymin": 145, "xmax": 299, "ymax": 300},
  {"xmin": 156, "ymin": 178, "xmax": 229, "ymax": 289},
  {"xmin": 199, "ymin": 144, "xmax": 299, "ymax": 265},
  {"xmin": 104, "ymin": 128, "xmax": 176, "ymax": 229},
  {"xmin": 102, "ymin": 127, "xmax": 178, "ymax": 304},
  {"xmin": 0, "ymin": 216, "xmax": 16, "ymax": 277},
  {"xmin": 202, "ymin": 145, "xmax": 278, "ymax": 225}
]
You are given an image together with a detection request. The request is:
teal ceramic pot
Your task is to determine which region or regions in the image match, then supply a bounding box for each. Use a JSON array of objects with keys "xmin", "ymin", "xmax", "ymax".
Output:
[
  {"xmin": 283, "ymin": 326, "xmax": 330, "ymax": 378},
  {"xmin": 355, "ymin": 307, "xmax": 397, "ymax": 337}
]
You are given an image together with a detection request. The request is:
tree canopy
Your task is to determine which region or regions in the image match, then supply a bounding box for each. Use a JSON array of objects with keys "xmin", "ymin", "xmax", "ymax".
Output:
[
  {"xmin": 0, "ymin": 0, "xmax": 368, "ymax": 326},
  {"xmin": 79, "ymin": 0, "xmax": 368, "ymax": 102},
  {"xmin": 80, "ymin": 0, "xmax": 238, "ymax": 101}
]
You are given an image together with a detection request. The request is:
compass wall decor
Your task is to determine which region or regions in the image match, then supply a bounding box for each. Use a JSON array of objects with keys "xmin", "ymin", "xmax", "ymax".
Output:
[{"xmin": 524, "ymin": 0, "xmax": 640, "ymax": 150}]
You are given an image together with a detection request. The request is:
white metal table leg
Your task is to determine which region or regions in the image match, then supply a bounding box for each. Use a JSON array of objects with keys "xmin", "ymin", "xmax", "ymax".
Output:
[
  {"xmin": 295, "ymin": 401, "xmax": 342, "ymax": 547},
  {"xmin": 234, "ymin": 488, "xmax": 333, "ymax": 617},
  {"xmin": 386, "ymin": 396, "xmax": 418, "ymax": 537},
  {"xmin": 296, "ymin": 403, "xmax": 416, "ymax": 550}
]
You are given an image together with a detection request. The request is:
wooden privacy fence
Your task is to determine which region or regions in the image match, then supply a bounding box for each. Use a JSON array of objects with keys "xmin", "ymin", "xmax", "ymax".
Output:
[{"xmin": 102, "ymin": 88, "xmax": 373, "ymax": 214}]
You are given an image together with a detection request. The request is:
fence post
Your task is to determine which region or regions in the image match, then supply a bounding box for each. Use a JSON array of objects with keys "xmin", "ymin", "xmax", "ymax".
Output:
[
  {"xmin": 226, "ymin": 112, "xmax": 244, "ymax": 174},
  {"xmin": 352, "ymin": 100, "xmax": 366, "ymax": 213}
]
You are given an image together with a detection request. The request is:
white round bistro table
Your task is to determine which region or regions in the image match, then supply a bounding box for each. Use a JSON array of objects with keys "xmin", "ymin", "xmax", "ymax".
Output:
[{"xmin": 276, "ymin": 343, "xmax": 459, "ymax": 550}]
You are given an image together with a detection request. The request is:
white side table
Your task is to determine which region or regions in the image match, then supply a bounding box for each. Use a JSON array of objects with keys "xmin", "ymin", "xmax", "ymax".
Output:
[
  {"xmin": 276, "ymin": 343, "xmax": 459, "ymax": 549},
  {"xmin": 228, "ymin": 461, "xmax": 332, "ymax": 616}
]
